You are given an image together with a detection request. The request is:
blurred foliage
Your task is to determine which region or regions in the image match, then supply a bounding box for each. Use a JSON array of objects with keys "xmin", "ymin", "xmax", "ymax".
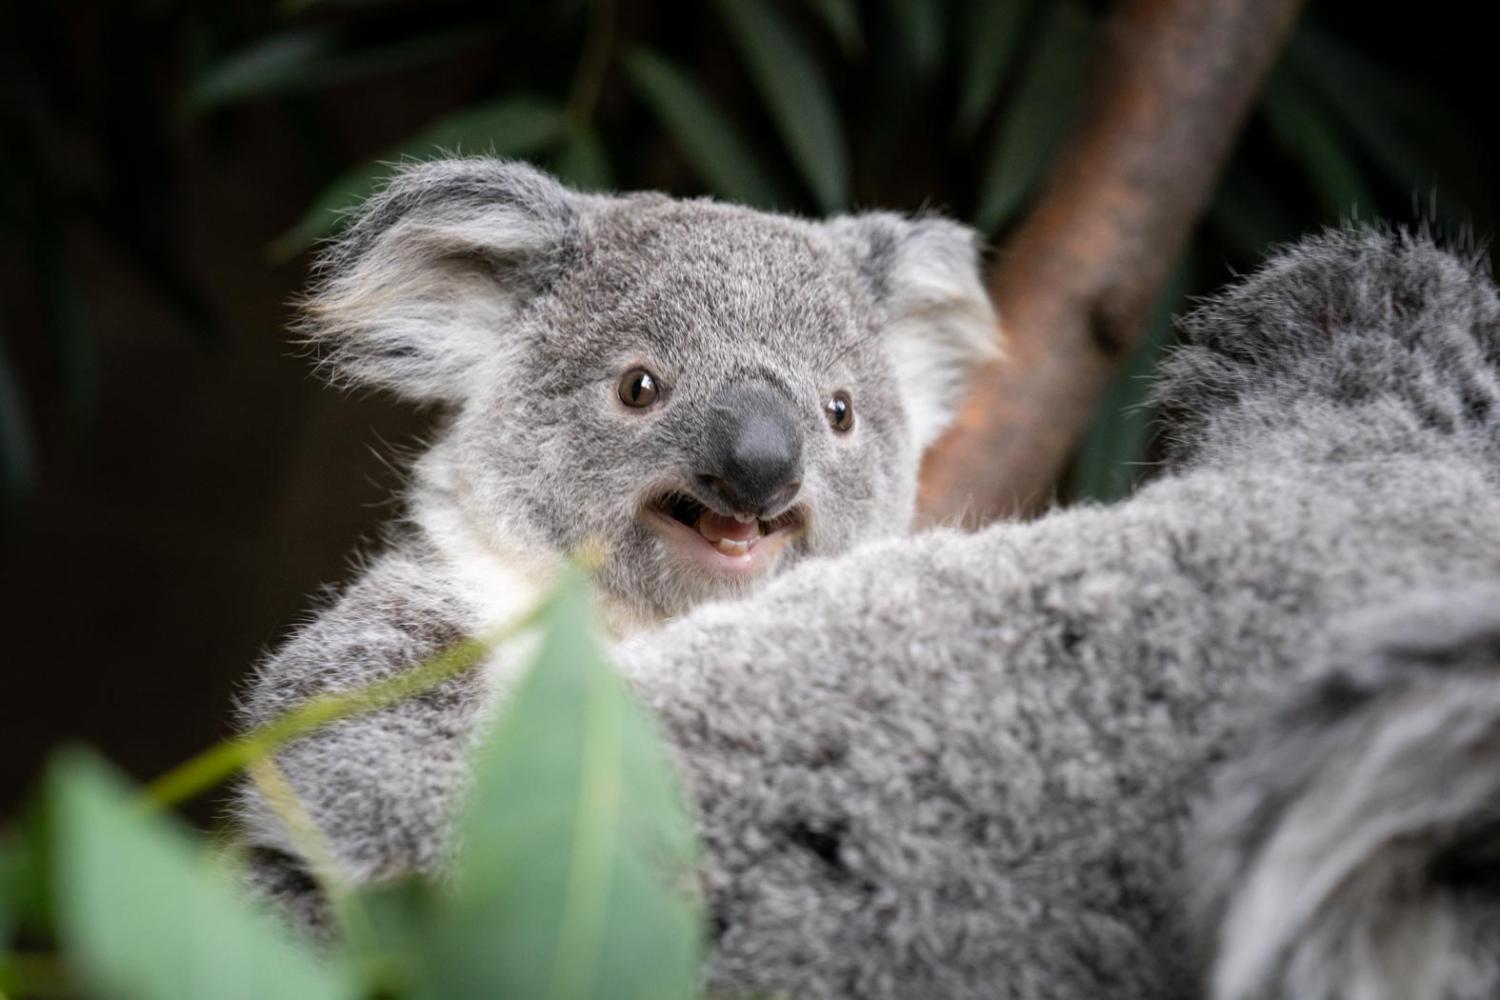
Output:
[
  {"xmin": 0, "ymin": 570, "xmax": 704, "ymax": 999},
  {"xmin": 0, "ymin": 0, "xmax": 1488, "ymax": 505}
]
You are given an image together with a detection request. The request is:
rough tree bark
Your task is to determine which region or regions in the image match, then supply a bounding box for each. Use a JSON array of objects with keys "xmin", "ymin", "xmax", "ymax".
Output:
[{"xmin": 918, "ymin": 0, "xmax": 1305, "ymax": 526}]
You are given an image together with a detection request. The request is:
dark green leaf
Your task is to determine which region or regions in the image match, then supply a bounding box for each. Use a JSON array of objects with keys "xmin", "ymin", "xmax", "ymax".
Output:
[
  {"xmin": 715, "ymin": 0, "xmax": 850, "ymax": 211},
  {"xmin": 272, "ymin": 96, "xmax": 568, "ymax": 258},
  {"xmin": 1263, "ymin": 68, "xmax": 1377, "ymax": 221},
  {"xmin": 1286, "ymin": 22, "xmax": 1471, "ymax": 206},
  {"xmin": 887, "ymin": 0, "xmax": 945, "ymax": 78},
  {"xmin": 623, "ymin": 48, "xmax": 781, "ymax": 208},
  {"xmin": 807, "ymin": 0, "xmax": 863, "ymax": 55},
  {"xmin": 421, "ymin": 569, "xmax": 702, "ymax": 1000},
  {"xmin": 955, "ymin": 0, "xmax": 1034, "ymax": 135},
  {"xmin": 48, "ymin": 750, "xmax": 358, "ymax": 1000},
  {"xmin": 552, "ymin": 125, "xmax": 614, "ymax": 193},
  {"xmin": 974, "ymin": 0, "xmax": 1096, "ymax": 232},
  {"xmin": 1071, "ymin": 257, "xmax": 1188, "ymax": 502},
  {"xmin": 188, "ymin": 28, "xmax": 483, "ymax": 113},
  {"xmin": 1207, "ymin": 162, "xmax": 1301, "ymax": 264}
]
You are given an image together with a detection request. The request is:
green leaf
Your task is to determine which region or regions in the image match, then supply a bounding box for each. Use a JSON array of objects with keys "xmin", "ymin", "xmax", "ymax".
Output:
[
  {"xmin": 1262, "ymin": 68, "xmax": 1377, "ymax": 221},
  {"xmin": 421, "ymin": 569, "xmax": 702, "ymax": 1000},
  {"xmin": 955, "ymin": 0, "xmax": 1034, "ymax": 135},
  {"xmin": 623, "ymin": 48, "xmax": 781, "ymax": 208},
  {"xmin": 715, "ymin": 0, "xmax": 850, "ymax": 211},
  {"xmin": 1071, "ymin": 256, "xmax": 1189, "ymax": 502},
  {"xmin": 551, "ymin": 125, "xmax": 614, "ymax": 193},
  {"xmin": 1207, "ymin": 162, "xmax": 1301, "ymax": 264},
  {"xmin": 272, "ymin": 96, "xmax": 569, "ymax": 258},
  {"xmin": 974, "ymin": 0, "xmax": 1096, "ymax": 232},
  {"xmin": 48, "ymin": 750, "xmax": 358, "ymax": 1000},
  {"xmin": 887, "ymin": 0, "xmax": 945, "ymax": 78},
  {"xmin": 1286, "ymin": 23, "xmax": 1467, "ymax": 203},
  {"xmin": 807, "ymin": 0, "xmax": 863, "ymax": 55},
  {"xmin": 188, "ymin": 28, "xmax": 482, "ymax": 113}
]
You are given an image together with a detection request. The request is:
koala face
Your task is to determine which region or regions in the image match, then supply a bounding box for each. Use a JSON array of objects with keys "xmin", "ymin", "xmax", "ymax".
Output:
[{"xmin": 303, "ymin": 159, "xmax": 996, "ymax": 620}]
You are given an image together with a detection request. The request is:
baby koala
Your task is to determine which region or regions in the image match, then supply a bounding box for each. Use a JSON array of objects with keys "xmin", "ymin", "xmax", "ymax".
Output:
[{"xmin": 236, "ymin": 157, "xmax": 996, "ymax": 920}]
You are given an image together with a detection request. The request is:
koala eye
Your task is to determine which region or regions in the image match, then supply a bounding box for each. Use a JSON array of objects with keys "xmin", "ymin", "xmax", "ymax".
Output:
[
  {"xmin": 825, "ymin": 390, "xmax": 854, "ymax": 433},
  {"xmin": 618, "ymin": 367, "xmax": 660, "ymax": 408}
]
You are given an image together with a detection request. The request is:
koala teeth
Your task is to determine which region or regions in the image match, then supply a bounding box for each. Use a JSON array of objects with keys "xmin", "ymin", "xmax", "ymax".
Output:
[
  {"xmin": 732, "ymin": 512, "xmax": 757, "ymax": 524},
  {"xmin": 714, "ymin": 537, "xmax": 753, "ymax": 556}
]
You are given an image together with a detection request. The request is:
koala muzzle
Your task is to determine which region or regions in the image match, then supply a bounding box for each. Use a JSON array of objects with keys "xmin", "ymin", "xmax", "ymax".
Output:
[{"xmin": 696, "ymin": 383, "xmax": 803, "ymax": 517}]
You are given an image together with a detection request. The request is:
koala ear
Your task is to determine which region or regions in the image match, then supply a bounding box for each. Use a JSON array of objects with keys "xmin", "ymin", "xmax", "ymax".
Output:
[
  {"xmin": 300, "ymin": 157, "xmax": 580, "ymax": 402},
  {"xmin": 830, "ymin": 213, "xmax": 1000, "ymax": 452}
]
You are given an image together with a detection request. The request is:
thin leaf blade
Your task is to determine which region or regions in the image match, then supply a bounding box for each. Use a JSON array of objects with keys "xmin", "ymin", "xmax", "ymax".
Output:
[
  {"xmin": 974, "ymin": 0, "xmax": 1096, "ymax": 232},
  {"xmin": 422, "ymin": 570, "xmax": 702, "ymax": 1000},
  {"xmin": 623, "ymin": 48, "xmax": 781, "ymax": 208},
  {"xmin": 273, "ymin": 96, "xmax": 569, "ymax": 258},
  {"xmin": 715, "ymin": 0, "xmax": 850, "ymax": 211},
  {"xmin": 48, "ymin": 750, "xmax": 357, "ymax": 1000}
]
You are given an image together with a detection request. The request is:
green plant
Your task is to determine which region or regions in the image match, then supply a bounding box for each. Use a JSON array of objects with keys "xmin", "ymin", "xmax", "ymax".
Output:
[
  {"xmin": 0, "ymin": 569, "xmax": 703, "ymax": 999},
  {"xmin": 0, "ymin": 0, "xmax": 1482, "ymax": 510}
]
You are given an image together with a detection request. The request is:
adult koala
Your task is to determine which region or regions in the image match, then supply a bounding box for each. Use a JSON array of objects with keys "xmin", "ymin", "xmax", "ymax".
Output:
[
  {"xmin": 243, "ymin": 223, "xmax": 1500, "ymax": 997},
  {"xmin": 609, "ymin": 228, "xmax": 1500, "ymax": 998},
  {"xmin": 236, "ymin": 158, "xmax": 995, "ymax": 922}
]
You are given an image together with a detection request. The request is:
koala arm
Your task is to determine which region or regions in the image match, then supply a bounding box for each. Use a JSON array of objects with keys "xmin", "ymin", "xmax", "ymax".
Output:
[
  {"xmin": 1189, "ymin": 585, "xmax": 1500, "ymax": 1000},
  {"xmin": 233, "ymin": 544, "xmax": 488, "ymax": 935}
]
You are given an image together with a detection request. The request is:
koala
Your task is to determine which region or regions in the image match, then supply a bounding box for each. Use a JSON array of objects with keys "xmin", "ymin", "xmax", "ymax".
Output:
[
  {"xmin": 296, "ymin": 156, "xmax": 994, "ymax": 631},
  {"xmin": 234, "ymin": 157, "xmax": 995, "ymax": 921},
  {"xmin": 604, "ymin": 227, "xmax": 1500, "ymax": 998},
  {"xmin": 245, "ymin": 226, "xmax": 1500, "ymax": 997}
]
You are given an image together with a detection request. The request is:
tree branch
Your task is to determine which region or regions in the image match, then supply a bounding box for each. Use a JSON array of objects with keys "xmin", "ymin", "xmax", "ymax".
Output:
[{"xmin": 918, "ymin": 0, "xmax": 1305, "ymax": 525}]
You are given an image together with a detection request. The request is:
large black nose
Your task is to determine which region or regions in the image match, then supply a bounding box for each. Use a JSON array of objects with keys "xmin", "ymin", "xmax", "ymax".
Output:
[{"xmin": 696, "ymin": 383, "xmax": 803, "ymax": 516}]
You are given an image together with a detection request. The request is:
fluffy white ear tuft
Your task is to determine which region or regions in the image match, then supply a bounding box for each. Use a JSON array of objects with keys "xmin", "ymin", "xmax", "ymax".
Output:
[
  {"xmin": 831, "ymin": 213, "xmax": 1000, "ymax": 452},
  {"xmin": 300, "ymin": 157, "xmax": 579, "ymax": 402}
]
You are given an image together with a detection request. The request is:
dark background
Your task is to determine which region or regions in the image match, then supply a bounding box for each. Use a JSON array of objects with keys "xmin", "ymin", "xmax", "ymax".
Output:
[{"xmin": 1, "ymin": 0, "xmax": 1494, "ymax": 819}]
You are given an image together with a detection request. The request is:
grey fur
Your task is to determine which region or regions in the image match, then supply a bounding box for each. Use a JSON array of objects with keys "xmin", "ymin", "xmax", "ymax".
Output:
[
  {"xmin": 244, "ymin": 227, "xmax": 1500, "ymax": 998},
  {"xmin": 236, "ymin": 158, "xmax": 996, "ymax": 919}
]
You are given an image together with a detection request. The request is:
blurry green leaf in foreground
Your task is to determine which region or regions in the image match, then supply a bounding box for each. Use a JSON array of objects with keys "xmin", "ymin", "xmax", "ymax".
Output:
[
  {"xmin": 807, "ymin": 0, "xmax": 863, "ymax": 55},
  {"xmin": 273, "ymin": 96, "xmax": 569, "ymax": 259},
  {"xmin": 187, "ymin": 28, "xmax": 481, "ymax": 112},
  {"xmin": 974, "ymin": 0, "xmax": 1096, "ymax": 232},
  {"xmin": 624, "ymin": 48, "xmax": 780, "ymax": 208},
  {"xmin": 421, "ymin": 568, "xmax": 702, "ymax": 1000},
  {"xmin": 714, "ymin": 0, "xmax": 850, "ymax": 211},
  {"xmin": 48, "ymin": 750, "xmax": 357, "ymax": 1000}
]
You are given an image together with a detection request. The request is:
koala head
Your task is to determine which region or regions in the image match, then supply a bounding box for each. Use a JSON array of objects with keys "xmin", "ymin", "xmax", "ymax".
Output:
[{"xmin": 303, "ymin": 158, "xmax": 996, "ymax": 620}]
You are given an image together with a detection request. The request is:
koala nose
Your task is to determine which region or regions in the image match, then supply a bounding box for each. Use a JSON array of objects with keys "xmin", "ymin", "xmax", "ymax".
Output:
[{"xmin": 697, "ymin": 383, "xmax": 803, "ymax": 516}]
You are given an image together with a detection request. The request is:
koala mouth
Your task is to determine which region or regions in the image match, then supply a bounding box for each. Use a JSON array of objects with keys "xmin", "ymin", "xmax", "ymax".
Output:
[{"xmin": 643, "ymin": 491, "xmax": 805, "ymax": 575}]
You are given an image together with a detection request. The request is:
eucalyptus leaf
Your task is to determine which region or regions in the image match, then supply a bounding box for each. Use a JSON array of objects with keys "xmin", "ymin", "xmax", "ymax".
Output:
[
  {"xmin": 714, "ymin": 0, "xmax": 850, "ymax": 211},
  {"xmin": 974, "ymin": 0, "xmax": 1096, "ymax": 232},
  {"xmin": 624, "ymin": 48, "xmax": 781, "ymax": 208},
  {"xmin": 273, "ymin": 96, "xmax": 569, "ymax": 258},
  {"xmin": 48, "ymin": 750, "xmax": 358, "ymax": 1000},
  {"xmin": 421, "ymin": 569, "xmax": 702, "ymax": 1000},
  {"xmin": 551, "ymin": 126, "xmax": 614, "ymax": 193},
  {"xmin": 887, "ymin": 0, "xmax": 945, "ymax": 78},
  {"xmin": 955, "ymin": 0, "xmax": 1034, "ymax": 135},
  {"xmin": 807, "ymin": 0, "xmax": 863, "ymax": 55},
  {"xmin": 1263, "ymin": 69, "xmax": 1377, "ymax": 221},
  {"xmin": 188, "ymin": 28, "xmax": 482, "ymax": 112}
]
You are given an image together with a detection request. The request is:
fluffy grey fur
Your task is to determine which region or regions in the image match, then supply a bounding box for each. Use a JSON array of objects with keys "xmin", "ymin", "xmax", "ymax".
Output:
[
  {"xmin": 243, "ymin": 228, "xmax": 1500, "ymax": 998},
  {"xmin": 236, "ymin": 157, "xmax": 996, "ymax": 923},
  {"xmin": 301, "ymin": 157, "xmax": 996, "ymax": 626}
]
